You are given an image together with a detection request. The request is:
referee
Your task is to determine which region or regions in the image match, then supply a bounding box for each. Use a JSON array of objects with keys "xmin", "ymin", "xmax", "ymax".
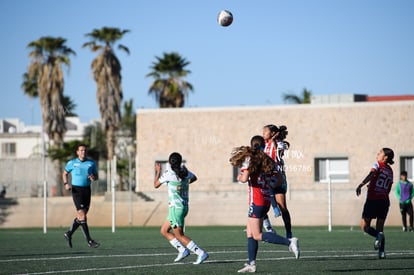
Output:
[{"xmin": 63, "ymin": 144, "xmax": 99, "ymax": 248}]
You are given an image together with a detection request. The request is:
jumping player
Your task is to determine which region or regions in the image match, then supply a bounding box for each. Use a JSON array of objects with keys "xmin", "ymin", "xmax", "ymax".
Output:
[
  {"xmin": 263, "ymin": 124, "xmax": 293, "ymax": 239},
  {"xmin": 154, "ymin": 152, "xmax": 209, "ymax": 264},
  {"xmin": 356, "ymin": 148, "xmax": 394, "ymax": 259},
  {"xmin": 63, "ymin": 144, "xmax": 100, "ymax": 248},
  {"xmin": 230, "ymin": 136, "xmax": 299, "ymax": 273}
]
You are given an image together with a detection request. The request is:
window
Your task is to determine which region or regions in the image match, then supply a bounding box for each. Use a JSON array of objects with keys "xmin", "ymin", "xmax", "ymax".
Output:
[
  {"xmin": 401, "ymin": 156, "xmax": 414, "ymax": 181},
  {"xmin": 232, "ymin": 166, "xmax": 242, "ymax": 183},
  {"xmin": 315, "ymin": 157, "xmax": 349, "ymax": 182},
  {"xmin": 1, "ymin": 142, "xmax": 16, "ymax": 157}
]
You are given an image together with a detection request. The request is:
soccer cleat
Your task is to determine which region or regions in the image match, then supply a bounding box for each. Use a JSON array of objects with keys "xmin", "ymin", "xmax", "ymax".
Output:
[
  {"xmin": 289, "ymin": 237, "xmax": 300, "ymax": 259},
  {"xmin": 238, "ymin": 262, "xmax": 256, "ymax": 273},
  {"xmin": 379, "ymin": 251, "xmax": 386, "ymax": 259},
  {"xmin": 88, "ymin": 240, "xmax": 100, "ymax": 248},
  {"xmin": 64, "ymin": 232, "xmax": 72, "ymax": 248},
  {"xmin": 374, "ymin": 232, "xmax": 384, "ymax": 250},
  {"xmin": 193, "ymin": 252, "xmax": 209, "ymax": 264},
  {"xmin": 403, "ymin": 227, "xmax": 407, "ymax": 232},
  {"xmin": 174, "ymin": 249, "xmax": 190, "ymax": 262},
  {"xmin": 409, "ymin": 227, "xmax": 414, "ymax": 232}
]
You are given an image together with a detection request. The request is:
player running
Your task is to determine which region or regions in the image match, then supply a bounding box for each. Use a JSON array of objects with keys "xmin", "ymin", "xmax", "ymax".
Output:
[
  {"xmin": 356, "ymin": 148, "xmax": 394, "ymax": 259},
  {"xmin": 230, "ymin": 135, "xmax": 299, "ymax": 273},
  {"xmin": 262, "ymin": 124, "xmax": 293, "ymax": 238},
  {"xmin": 154, "ymin": 152, "xmax": 209, "ymax": 264}
]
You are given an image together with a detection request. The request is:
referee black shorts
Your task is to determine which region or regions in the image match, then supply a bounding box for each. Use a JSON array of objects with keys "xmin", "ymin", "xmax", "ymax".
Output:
[
  {"xmin": 71, "ymin": 186, "xmax": 91, "ymax": 212},
  {"xmin": 362, "ymin": 199, "xmax": 390, "ymax": 220}
]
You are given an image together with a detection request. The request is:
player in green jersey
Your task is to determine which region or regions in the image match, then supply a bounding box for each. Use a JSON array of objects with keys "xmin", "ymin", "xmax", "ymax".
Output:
[{"xmin": 154, "ymin": 152, "xmax": 209, "ymax": 264}]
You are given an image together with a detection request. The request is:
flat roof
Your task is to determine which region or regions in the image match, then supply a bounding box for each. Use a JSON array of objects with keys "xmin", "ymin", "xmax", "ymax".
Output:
[{"xmin": 136, "ymin": 100, "xmax": 414, "ymax": 114}]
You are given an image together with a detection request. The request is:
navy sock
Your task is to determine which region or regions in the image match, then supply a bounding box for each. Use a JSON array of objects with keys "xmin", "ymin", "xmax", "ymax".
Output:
[
  {"xmin": 364, "ymin": 226, "xmax": 378, "ymax": 238},
  {"xmin": 262, "ymin": 232, "xmax": 290, "ymax": 245},
  {"xmin": 270, "ymin": 194, "xmax": 277, "ymax": 209},
  {"xmin": 281, "ymin": 210, "xmax": 292, "ymax": 238},
  {"xmin": 247, "ymin": 237, "xmax": 258, "ymax": 264}
]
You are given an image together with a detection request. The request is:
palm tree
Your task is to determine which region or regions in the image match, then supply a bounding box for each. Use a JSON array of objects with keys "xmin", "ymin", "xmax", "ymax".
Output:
[
  {"xmin": 22, "ymin": 36, "xmax": 76, "ymax": 196},
  {"xmin": 82, "ymin": 27, "xmax": 130, "ymax": 161},
  {"xmin": 62, "ymin": 95, "xmax": 77, "ymax": 117},
  {"xmin": 147, "ymin": 52, "xmax": 193, "ymax": 108},
  {"xmin": 120, "ymin": 98, "xmax": 136, "ymax": 137},
  {"xmin": 282, "ymin": 88, "xmax": 312, "ymax": 104}
]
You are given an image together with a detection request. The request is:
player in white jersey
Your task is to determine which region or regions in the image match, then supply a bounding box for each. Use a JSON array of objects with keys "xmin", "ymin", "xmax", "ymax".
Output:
[{"xmin": 154, "ymin": 152, "xmax": 209, "ymax": 264}]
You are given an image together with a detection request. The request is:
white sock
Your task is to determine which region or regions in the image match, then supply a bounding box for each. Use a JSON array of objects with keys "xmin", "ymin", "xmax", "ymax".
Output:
[
  {"xmin": 169, "ymin": 238, "xmax": 186, "ymax": 253},
  {"xmin": 263, "ymin": 218, "xmax": 272, "ymax": 230},
  {"xmin": 186, "ymin": 240, "xmax": 204, "ymax": 256}
]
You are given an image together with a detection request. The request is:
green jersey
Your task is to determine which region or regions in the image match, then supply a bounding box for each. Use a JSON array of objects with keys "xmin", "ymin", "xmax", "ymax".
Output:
[{"xmin": 159, "ymin": 166, "xmax": 195, "ymax": 209}]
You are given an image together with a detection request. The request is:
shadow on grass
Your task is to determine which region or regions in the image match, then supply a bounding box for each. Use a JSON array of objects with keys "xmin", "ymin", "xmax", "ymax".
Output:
[
  {"xmin": 0, "ymin": 198, "xmax": 18, "ymax": 225},
  {"xmin": 330, "ymin": 267, "xmax": 414, "ymax": 273}
]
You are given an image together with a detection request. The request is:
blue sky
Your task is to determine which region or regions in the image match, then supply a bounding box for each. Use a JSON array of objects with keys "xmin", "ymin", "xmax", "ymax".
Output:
[{"xmin": 1, "ymin": 0, "xmax": 413, "ymax": 125}]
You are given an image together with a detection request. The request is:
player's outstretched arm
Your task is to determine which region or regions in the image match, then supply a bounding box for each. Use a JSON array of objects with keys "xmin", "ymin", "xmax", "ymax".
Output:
[
  {"xmin": 154, "ymin": 163, "xmax": 162, "ymax": 189},
  {"xmin": 356, "ymin": 171, "xmax": 375, "ymax": 196}
]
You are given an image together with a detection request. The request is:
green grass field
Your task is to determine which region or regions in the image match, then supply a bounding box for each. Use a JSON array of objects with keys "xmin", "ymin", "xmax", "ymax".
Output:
[{"xmin": 1, "ymin": 226, "xmax": 413, "ymax": 274}]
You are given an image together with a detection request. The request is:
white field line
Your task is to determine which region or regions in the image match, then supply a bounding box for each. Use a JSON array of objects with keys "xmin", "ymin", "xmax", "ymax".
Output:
[{"xmin": 6, "ymin": 250, "xmax": 414, "ymax": 275}]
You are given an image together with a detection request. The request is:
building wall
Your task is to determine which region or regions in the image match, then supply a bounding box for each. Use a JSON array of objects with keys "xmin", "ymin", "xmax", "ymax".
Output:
[{"xmin": 135, "ymin": 101, "xmax": 414, "ymax": 226}]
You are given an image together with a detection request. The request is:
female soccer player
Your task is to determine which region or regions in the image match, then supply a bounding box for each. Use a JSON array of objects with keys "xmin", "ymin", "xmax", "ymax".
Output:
[
  {"xmin": 230, "ymin": 136, "xmax": 299, "ymax": 273},
  {"xmin": 154, "ymin": 152, "xmax": 209, "ymax": 264},
  {"xmin": 262, "ymin": 124, "xmax": 293, "ymax": 238},
  {"xmin": 356, "ymin": 148, "xmax": 394, "ymax": 259}
]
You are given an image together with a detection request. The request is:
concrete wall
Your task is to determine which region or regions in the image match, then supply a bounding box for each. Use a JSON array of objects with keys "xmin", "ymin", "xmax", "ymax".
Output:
[{"xmin": 135, "ymin": 101, "xmax": 414, "ymax": 226}]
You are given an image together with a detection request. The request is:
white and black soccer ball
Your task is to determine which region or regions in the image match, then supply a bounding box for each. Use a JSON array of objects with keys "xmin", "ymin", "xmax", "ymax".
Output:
[{"xmin": 217, "ymin": 10, "xmax": 233, "ymax": 27}]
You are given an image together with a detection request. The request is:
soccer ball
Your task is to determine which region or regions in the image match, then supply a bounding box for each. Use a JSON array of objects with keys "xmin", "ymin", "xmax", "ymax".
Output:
[{"xmin": 217, "ymin": 10, "xmax": 233, "ymax": 27}]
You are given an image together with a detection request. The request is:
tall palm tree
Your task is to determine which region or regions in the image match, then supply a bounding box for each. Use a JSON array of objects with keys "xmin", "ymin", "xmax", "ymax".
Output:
[
  {"xmin": 22, "ymin": 36, "xmax": 76, "ymax": 196},
  {"xmin": 120, "ymin": 98, "xmax": 136, "ymax": 137},
  {"xmin": 283, "ymin": 88, "xmax": 312, "ymax": 104},
  {"xmin": 147, "ymin": 52, "xmax": 193, "ymax": 108},
  {"xmin": 82, "ymin": 27, "xmax": 130, "ymax": 161}
]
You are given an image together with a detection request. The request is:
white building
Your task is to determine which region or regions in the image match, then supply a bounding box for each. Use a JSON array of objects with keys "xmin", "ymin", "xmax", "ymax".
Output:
[{"xmin": 0, "ymin": 117, "xmax": 89, "ymax": 159}]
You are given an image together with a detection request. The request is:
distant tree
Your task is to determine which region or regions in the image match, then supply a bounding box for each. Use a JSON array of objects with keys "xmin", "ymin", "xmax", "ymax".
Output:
[
  {"xmin": 22, "ymin": 36, "xmax": 76, "ymax": 196},
  {"xmin": 120, "ymin": 98, "xmax": 136, "ymax": 137},
  {"xmin": 283, "ymin": 88, "xmax": 312, "ymax": 104},
  {"xmin": 22, "ymin": 72, "xmax": 77, "ymax": 117},
  {"xmin": 62, "ymin": 95, "xmax": 77, "ymax": 117},
  {"xmin": 82, "ymin": 27, "xmax": 130, "ymax": 161},
  {"xmin": 147, "ymin": 52, "xmax": 193, "ymax": 108},
  {"xmin": 83, "ymin": 121, "xmax": 107, "ymax": 160}
]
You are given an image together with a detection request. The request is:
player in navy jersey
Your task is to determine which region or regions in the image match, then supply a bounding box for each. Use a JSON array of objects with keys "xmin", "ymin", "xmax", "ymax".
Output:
[
  {"xmin": 230, "ymin": 136, "xmax": 299, "ymax": 273},
  {"xmin": 356, "ymin": 148, "xmax": 394, "ymax": 259},
  {"xmin": 262, "ymin": 124, "xmax": 293, "ymax": 239},
  {"xmin": 62, "ymin": 144, "xmax": 99, "ymax": 248}
]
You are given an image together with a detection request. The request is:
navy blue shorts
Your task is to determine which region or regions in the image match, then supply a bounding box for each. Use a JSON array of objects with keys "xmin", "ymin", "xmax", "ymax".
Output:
[
  {"xmin": 248, "ymin": 203, "xmax": 270, "ymax": 219},
  {"xmin": 362, "ymin": 199, "xmax": 390, "ymax": 220}
]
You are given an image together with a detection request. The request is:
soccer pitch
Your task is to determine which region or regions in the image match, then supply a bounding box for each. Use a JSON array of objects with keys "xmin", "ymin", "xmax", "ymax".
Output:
[{"xmin": 1, "ymin": 226, "xmax": 413, "ymax": 274}]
